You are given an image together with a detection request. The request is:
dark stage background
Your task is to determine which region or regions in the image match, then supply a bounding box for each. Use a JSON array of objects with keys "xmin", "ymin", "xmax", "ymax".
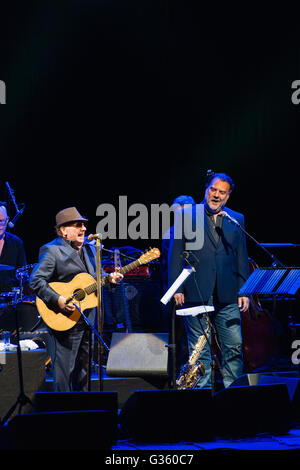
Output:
[{"xmin": 0, "ymin": 1, "xmax": 299, "ymax": 269}]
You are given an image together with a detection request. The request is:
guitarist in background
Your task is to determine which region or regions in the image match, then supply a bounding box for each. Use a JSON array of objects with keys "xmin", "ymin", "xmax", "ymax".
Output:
[{"xmin": 29, "ymin": 207, "xmax": 123, "ymax": 392}]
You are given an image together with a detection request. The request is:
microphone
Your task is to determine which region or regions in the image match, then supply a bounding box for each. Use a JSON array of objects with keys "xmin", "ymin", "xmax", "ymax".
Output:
[
  {"xmin": 181, "ymin": 250, "xmax": 199, "ymax": 265},
  {"xmin": 221, "ymin": 211, "xmax": 240, "ymax": 227},
  {"xmin": 8, "ymin": 206, "xmax": 25, "ymax": 228},
  {"xmin": 87, "ymin": 233, "xmax": 102, "ymax": 241}
]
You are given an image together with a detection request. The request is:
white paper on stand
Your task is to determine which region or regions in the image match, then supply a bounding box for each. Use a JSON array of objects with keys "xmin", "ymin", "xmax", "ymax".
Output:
[
  {"xmin": 160, "ymin": 267, "xmax": 195, "ymax": 305},
  {"xmin": 176, "ymin": 305, "xmax": 215, "ymax": 317}
]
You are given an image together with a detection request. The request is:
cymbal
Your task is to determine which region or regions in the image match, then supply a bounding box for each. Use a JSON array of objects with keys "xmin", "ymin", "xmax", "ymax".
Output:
[{"xmin": 0, "ymin": 264, "xmax": 15, "ymax": 271}]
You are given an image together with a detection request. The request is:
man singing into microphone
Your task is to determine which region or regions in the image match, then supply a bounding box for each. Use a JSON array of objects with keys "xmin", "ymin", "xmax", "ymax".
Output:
[
  {"xmin": 29, "ymin": 207, "xmax": 123, "ymax": 391},
  {"xmin": 168, "ymin": 173, "xmax": 249, "ymax": 389}
]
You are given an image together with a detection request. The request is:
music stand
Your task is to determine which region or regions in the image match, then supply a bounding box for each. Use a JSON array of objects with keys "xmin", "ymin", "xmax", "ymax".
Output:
[
  {"xmin": 238, "ymin": 267, "xmax": 300, "ymax": 297},
  {"xmin": 161, "ymin": 267, "xmax": 195, "ymax": 388},
  {"xmin": 239, "ymin": 267, "xmax": 300, "ymax": 368},
  {"xmin": 161, "ymin": 265, "xmax": 225, "ymax": 393}
]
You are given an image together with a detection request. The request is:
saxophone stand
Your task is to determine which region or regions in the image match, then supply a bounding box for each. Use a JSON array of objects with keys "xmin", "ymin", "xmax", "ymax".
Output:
[{"xmin": 160, "ymin": 263, "xmax": 196, "ymax": 389}]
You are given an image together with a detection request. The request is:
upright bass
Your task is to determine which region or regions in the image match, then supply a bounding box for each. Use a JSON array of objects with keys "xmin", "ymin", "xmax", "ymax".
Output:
[{"xmin": 241, "ymin": 258, "xmax": 276, "ymax": 370}]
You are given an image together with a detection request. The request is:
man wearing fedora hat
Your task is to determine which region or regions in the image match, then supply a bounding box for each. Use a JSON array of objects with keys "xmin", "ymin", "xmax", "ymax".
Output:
[{"xmin": 29, "ymin": 207, "xmax": 123, "ymax": 392}]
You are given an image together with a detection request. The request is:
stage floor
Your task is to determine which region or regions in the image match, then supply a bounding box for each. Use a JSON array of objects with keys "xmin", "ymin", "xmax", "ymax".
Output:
[
  {"xmin": 111, "ymin": 426, "xmax": 300, "ymax": 452},
  {"xmin": 2, "ymin": 349, "xmax": 300, "ymax": 453}
]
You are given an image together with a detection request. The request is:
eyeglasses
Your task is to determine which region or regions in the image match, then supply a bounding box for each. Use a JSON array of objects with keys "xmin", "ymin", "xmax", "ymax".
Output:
[
  {"xmin": 0, "ymin": 218, "xmax": 8, "ymax": 226},
  {"xmin": 65, "ymin": 222, "xmax": 86, "ymax": 228}
]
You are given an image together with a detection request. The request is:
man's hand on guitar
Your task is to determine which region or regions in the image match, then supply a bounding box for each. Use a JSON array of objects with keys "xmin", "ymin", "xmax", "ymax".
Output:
[
  {"xmin": 58, "ymin": 296, "xmax": 76, "ymax": 314},
  {"xmin": 35, "ymin": 249, "xmax": 160, "ymax": 331},
  {"xmin": 108, "ymin": 270, "xmax": 124, "ymax": 284}
]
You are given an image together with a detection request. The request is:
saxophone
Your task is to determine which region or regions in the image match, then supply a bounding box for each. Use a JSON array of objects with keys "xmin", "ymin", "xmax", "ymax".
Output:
[{"xmin": 176, "ymin": 321, "xmax": 210, "ymax": 389}]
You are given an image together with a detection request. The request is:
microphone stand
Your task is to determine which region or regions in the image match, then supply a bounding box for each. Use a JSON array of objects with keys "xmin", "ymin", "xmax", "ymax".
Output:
[
  {"xmin": 223, "ymin": 213, "xmax": 288, "ymax": 373},
  {"xmin": 169, "ymin": 298, "xmax": 177, "ymax": 389},
  {"xmin": 5, "ymin": 182, "xmax": 25, "ymax": 229},
  {"xmin": 95, "ymin": 234, "xmax": 104, "ymax": 391},
  {"xmin": 222, "ymin": 213, "xmax": 286, "ymax": 268},
  {"xmin": 161, "ymin": 263, "xmax": 195, "ymax": 388}
]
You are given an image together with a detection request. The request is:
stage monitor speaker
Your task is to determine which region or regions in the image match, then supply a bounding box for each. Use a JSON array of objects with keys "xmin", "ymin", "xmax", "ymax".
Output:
[
  {"xmin": 214, "ymin": 383, "xmax": 292, "ymax": 437},
  {"xmin": 119, "ymin": 388, "xmax": 214, "ymax": 442},
  {"xmin": 106, "ymin": 333, "xmax": 169, "ymax": 378},
  {"xmin": 260, "ymin": 373, "xmax": 300, "ymax": 423},
  {"xmin": 231, "ymin": 372, "xmax": 300, "ymax": 423},
  {"xmin": 34, "ymin": 390, "xmax": 118, "ymax": 413},
  {"xmin": 0, "ymin": 410, "xmax": 114, "ymax": 450},
  {"xmin": 229, "ymin": 373, "xmax": 263, "ymax": 386},
  {"xmin": 34, "ymin": 391, "xmax": 118, "ymax": 442}
]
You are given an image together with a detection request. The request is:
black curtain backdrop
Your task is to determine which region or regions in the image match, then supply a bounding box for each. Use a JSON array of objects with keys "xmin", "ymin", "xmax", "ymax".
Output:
[{"xmin": 0, "ymin": 1, "xmax": 299, "ymax": 268}]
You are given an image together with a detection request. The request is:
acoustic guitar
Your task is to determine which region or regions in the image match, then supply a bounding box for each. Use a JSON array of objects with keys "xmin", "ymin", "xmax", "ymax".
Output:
[{"xmin": 36, "ymin": 248, "xmax": 160, "ymax": 331}]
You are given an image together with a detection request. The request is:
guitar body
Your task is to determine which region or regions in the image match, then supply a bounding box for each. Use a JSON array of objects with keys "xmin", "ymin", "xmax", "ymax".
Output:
[
  {"xmin": 35, "ymin": 248, "xmax": 160, "ymax": 332},
  {"xmin": 36, "ymin": 272, "xmax": 97, "ymax": 331}
]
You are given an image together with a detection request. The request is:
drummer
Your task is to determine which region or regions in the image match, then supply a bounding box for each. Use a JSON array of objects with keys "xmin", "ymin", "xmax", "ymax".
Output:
[{"xmin": 0, "ymin": 202, "xmax": 27, "ymax": 295}]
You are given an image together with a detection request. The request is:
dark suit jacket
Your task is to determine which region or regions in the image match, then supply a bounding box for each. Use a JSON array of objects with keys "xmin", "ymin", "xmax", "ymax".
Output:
[
  {"xmin": 168, "ymin": 204, "xmax": 249, "ymax": 304},
  {"xmin": 0, "ymin": 232, "xmax": 27, "ymax": 292},
  {"xmin": 29, "ymin": 237, "xmax": 103, "ymax": 312}
]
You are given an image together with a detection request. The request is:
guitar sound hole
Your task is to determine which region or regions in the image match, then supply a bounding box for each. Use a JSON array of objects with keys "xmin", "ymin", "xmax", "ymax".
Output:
[{"xmin": 73, "ymin": 289, "xmax": 85, "ymax": 302}]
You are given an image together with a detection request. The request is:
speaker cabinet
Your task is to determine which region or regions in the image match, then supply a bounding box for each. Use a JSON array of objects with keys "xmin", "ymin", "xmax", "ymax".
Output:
[
  {"xmin": 0, "ymin": 410, "xmax": 114, "ymax": 450},
  {"xmin": 0, "ymin": 350, "xmax": 47, "ymax": 419},
  {"xmin": 34, "ymin": 391, "xmax": 118, "ymax": 442},
  {"xmin": 34, "ymin": 390, "xmax": 118, "ymax": 411},
  {"xmin": 106, "ymin": 332, "xmax": 169, "ymax": 378},
  {"xmin": 214, "ymin": 383, "xmax": 292, "ymax": 437},
  {"xmin": 119, "ymin": 389, "xmax": 214, "ymax": 442},
  {"xmin": 231, "ymin": 372, "xmax": 300, "ymax": 424}
]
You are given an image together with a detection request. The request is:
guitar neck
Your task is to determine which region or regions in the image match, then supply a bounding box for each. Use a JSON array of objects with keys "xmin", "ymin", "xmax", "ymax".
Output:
[
  {"xmin": 118, "ymin": 258, "xmax": 141, "ymax": 275},
  {"xmin": 85, "ymin": 258, "xmax": 142, "ymax": 294}
]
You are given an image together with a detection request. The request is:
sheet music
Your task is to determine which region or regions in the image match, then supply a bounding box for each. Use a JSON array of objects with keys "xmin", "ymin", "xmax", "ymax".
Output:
[
  {"xmin": 176, "ymin": 305, "xmax": 215, "ymax": 316},
  {"xmin": 160, "ymin": 267, "xmax": 195, "ymax": 305}
]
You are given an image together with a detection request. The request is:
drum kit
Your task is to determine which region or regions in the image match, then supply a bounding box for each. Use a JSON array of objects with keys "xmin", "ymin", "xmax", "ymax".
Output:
[{"xmin": 0, "ymin": 263, "xmax": 41, "ymax": 333}]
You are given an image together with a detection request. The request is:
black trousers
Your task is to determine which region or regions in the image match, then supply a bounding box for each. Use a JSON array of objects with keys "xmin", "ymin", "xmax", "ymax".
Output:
[{"xmin": 47, "ymin": 317, "xmax": 92, "ymax": 392}]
